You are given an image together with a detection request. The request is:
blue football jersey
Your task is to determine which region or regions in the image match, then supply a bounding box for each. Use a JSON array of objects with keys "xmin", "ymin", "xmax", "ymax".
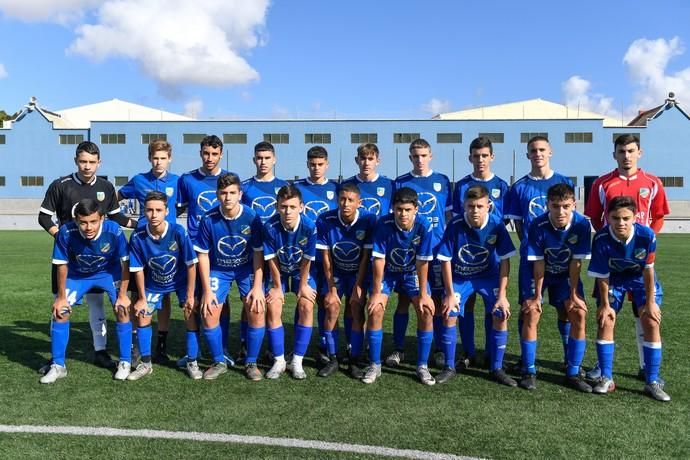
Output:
[
  {"xmin": 394, "ymin": 171, "xmax": 452, "ymax": 245},
  {"xmin": 587, "ymin": 223, "xmax": 657, "ymax": 284},
  {"xmin": 505, "ymin": 172, "xmax": 574, "ymax": 244},
  {"xmin": 316, "ymin": 209, "xmax": 376, "ymax": 276},
  {"xmin": 118, "ymin": 170, "xmax": 179, "ymax": 225},
  {"xmin": 526, "ymin": 211, "xmax": 592, "ymax": 277},
  {"xmin": 293, "ymin": 178, "xmax": 339, "ymax": 222},
  {"xmin": 194, "ymin": 205, "xmax": 263, "ymax": 271},
  {"xmin": 371, "ymin": 214, "xmax": 434, "ymax": 273},
  {"xmin": 52, "ymin": 220, "xmax": 129, "ymax": 278},
  {"xmin": 177, "ymin": 168, "xmax": 235, "ymax": 239},
  {"xmin": 452, "ymin": 173, "xmax": 509, "ymax": 219},
  {"xmin": 263, "ymin": 214, "xmax": 317, "ymax": 277},
  {"xmin": 341, "ymin": 174, "xmax": 394, "ymax": 217},
  {"xmin": 436, "ymin": 213, "xmax": 516, "ymax": 280},
  {"xmin": 129, "ymin": 222, "xmax": 197, "ymax": 292},
  {"xmin": 241, "ymin": 176, "xmax": 290, "ymax": 224}
]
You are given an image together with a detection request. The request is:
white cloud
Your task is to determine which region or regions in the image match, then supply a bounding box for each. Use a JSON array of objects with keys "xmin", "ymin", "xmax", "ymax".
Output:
[
  {"xmin": 0, "ymin": 0, "xmax": 103, "ymax": 24},
  {"xmin": 64, "ymin": 0, "xmax": 269, "ymax": 87},
  {"xmin": 561, "ymin": 75, "xmax": 620, "ymax": 119},
  {"xmin": 183, "ymin": 99, "xmax": 203, "ymax": 119},
  {"xmin": 422, "ymin": 98, "xmax": 451, "ymax": 115},
  {"xmin": 624, "ymin": 37, "xmax": 690, "ymax": 109},
  {"xmin": 0, "ymin": 63, "xmax": 7, "ymax": 79}
]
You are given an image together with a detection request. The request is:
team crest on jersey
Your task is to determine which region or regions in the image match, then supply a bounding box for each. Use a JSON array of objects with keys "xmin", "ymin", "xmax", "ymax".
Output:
[
  {"xmin": 241, "ymin": 225, "xmax": 251, "ymax": 235},
  {"xmin": 327, "ymin": 191, "xmax": 335, "ymax": 200},
  {"xmin": 634, "ymin": 248, "xmax": 647, "ymax": 260},
  {"xmin": 487, "ymin": 234, "xmax": 497, "ymax": 245},
  {"xmin": 639, "ymin": 188, "xmax": 650, "ymax": 199},
  {"xmin": 433, "ymin": 182, "xmax": 442, "ymax": 192},
  {"xmin": 165, "ymin": 187, "xmax": 174, "ymax": 197},
  {"xmin": 96, "ymin": 191, "xmax": 105, "ymax": 201},
  {"xmin": 168, "ymin": 241, "xmax": 178, "ymax": 251},
  {"xmin": 568, "ymin": 234, "xmax": 578, "ymax": 244},
  {"xmin": 376, "ymin": 187, "xmax": 385, "ymax": 197},
  {"xmin": 491, "ymin": 188, "xmax": 501, "ymax": 199},
  {"xmin": 412, "ymin": 235, "xmax": 421, "ymax": 246},
  {"xmin": 100, "ymin": 242, "xmax": 111, "ymax": 253},
  {"xmin": 299, "ymin": 237, "xmax": 308, "ymax": 247},
  {"xmin": 356, "ymin": 230, "xmax": 366, "ymax": 240}
]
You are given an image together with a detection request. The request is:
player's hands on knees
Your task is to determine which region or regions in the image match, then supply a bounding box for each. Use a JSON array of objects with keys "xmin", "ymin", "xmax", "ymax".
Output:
[
  {"xmin": 114, "ymin": 294, "xmax": 131, "ymax": 318},
  {"xmin": 566, "ymin": 294, "xmax": 588, "ymax": 313},
  {"xmin": 247, "ymin": 287, "xmax": 266, "ymax": 314},
  {"xmin": 640, "ymin": 302, "xmax": 661, "ymax": 324},
  {"xmin": 367, "ymin": 293, "xmax": 386, "ymax": 315},
  {"xmin": 181, "ymin": 298, "xmax": 195, "ymax": 318},
  {"xmin": 324, "ymin": 289, "xmax": 341, "ymax": 311},
  {"xmin": 132, "ymin": 298, "xmax": 148, "ymax": 318},
  {"xmin": 493, "ymin": 296, "xmax": 511, "ymax": 320},
  {"xmin": 266, "ymin": 287, "xmax": 285, "ymax": 307},
  {"xmin": 442, "ymin": 292, "xmax": 459, "ymax": 319},
  {"xmin": 521, "ymin": 297, "xmax": 542, "ymax": 315},
  {"xmin": 417, "ymin": 293, "xmax": 435, "ymax": 316},
  {"xmin": 201, "ymin": 292, "xmax": 219, "ymax": 318},
  {"xmin": 298, "ymin": 285, "xmax": 316, "ymax": 304},
  {"xmin": 52, "ymin": 298, "xmax": 71, "ymax": 320},
  {"xmin": 596, "ymin": 305, "xmax": 616, "ymax": 329}
]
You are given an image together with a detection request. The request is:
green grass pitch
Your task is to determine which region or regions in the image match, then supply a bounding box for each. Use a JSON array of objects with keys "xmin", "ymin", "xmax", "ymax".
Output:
[{"xmin": 1, "ymin": 230, "xmax": 689, "ymax": 459}]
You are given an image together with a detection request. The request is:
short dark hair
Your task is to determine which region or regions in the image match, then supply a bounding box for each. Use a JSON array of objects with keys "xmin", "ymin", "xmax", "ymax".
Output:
[
  {"xmin": 74, "ymin": 198, "xmax": 103, "ymax": 218},
  {"xmin": 608, "ymin": 195, "xmax": 637, "ymax": 214},
  {"xmin": 547, "ymin": 183, "xmax": 575, "ymax": 202},
  {"xmin": 200, "ymin": 135, "xmax": 223, "ymax": 151},
  {"xmin": 393, "ymin": 187, "xmax": 419, "ymax": 207},
  {"xmin": 357, "ymin": 143, "xmax": 380, "ymax": 158},
  {"xmin": 339, "ymin": 182, "xmax": 361, "ymax": 197},
  {"xmin": 614, "ymin": 134, "xmax": 640, "ymax": 149},
  {"xmin": 527, "ymin": 135, "xmax": 550, "ymax": 147},
  {"xmin": 254, "ymin": 141, "xmax": 275, "ymax": 154},
  {"xmin": 307, "ymin": 145, "xmax": 328, "ymax": 160},
  {"xmin": 409, "ymin": 138, "xmax": 431, "ymax": 152},
  {"xmin": 464, "ymin": 185, "xmax": 489, "ymax": 201},
  {"xmin": 144, "ymin": 191, "xmax": 169, "ymax": 207},
  {"xmin": 75, "ymin": 141, "xmax": 100, "ymax": 159},
  {"xmin": 469, "ymin": 136, "xmax": 493, "ymax": 154},
  {"xmin": 277, "ymin": 184, "xmax": 302, "ymax": 203},
  {"xmin": 217, "ymin": 173, "xmax": 241, "ymax": 190}
]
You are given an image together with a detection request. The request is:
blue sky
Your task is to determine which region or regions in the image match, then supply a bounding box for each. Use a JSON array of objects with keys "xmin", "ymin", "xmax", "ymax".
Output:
[{"xmin": 1, "ymin": 0, "xmax": 690, "ymax": 121}]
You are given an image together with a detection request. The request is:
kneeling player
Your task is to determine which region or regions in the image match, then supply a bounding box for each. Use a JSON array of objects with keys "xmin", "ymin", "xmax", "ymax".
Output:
[
  {"xmin": 587, "ymin": 196, "xmax": 670, "ymax": 401},
  {"xmin": 40, "ymin": 199, "xmax": 132, "ymax": 384},
  {"xmin": 127, "ymin": 191, "xmax": 197, "ymax": 380},
  {"xmin": 316, "ymin": 183, "xmax": 376, "ymax": 377},
  {"xmin": 364, "ymin": 187, "xmax": 435, "ymax": 385},
  {"xmin": 195, "ymin": 174, "xmax": 266, "ymax": 381},
  {"xmin": 263, "ymin": 185, "xmax": 318, "ymax": 380},
  {"xmin": 523, "ymin": 184, "xmax": 592, "ymax": 392},
  {"xmin": 438, "ymin": 185, "xmax": 516, "ymax": 386}
]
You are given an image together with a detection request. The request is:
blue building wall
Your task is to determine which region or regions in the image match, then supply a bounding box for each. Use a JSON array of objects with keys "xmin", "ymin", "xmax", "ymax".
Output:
[{"xmin": 1, "ymin": 105, "xmax": 688, "ymax": 201}]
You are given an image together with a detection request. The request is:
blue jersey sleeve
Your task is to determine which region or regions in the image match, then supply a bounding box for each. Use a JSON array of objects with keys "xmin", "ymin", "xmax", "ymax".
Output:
[
  {"xmin": 417, "ymin": 223, "xmax": 434, "ymax": 261},
  {"xmin": 436, "ymin": 223, "xmax": 455, "ymax": 261},
  {"xmin": 526, "ymin": 222, "xmax": 544, "ymax": 261},
  {"xmin": 177, "ymin": 175, "xmax": 189, "ymax": 207},
  {"xmin": 363, "ymin": 214, "xmax": 376, "ymax": 248},
  {"xmin": 304, "ymin": 224, "xmax": 317, "ymax": 261},
  {"xmin": 315, "ymin": 215, "xmax": 328, "ymax": 250},
  {"xmin": 451, "ymin": 184, "xmax": 462, "ymax": 215},
  {"xmin": 495, "ymin": 223, "xmax": 517, "ymax": 259},
  {"xmin": 180, "ymin": 228, "xmax": 198, "ymax": 266},
  {"xmin": 250, "ymin": 215, "xmax": 264, "ymax": 252},
  {"xmin": 573, "ymin": 220, "xmax": 592, "ymax": 259},
  {"xmin": 118, "ymin": 178, "xmax": 136, "ymax": 200},
  {"xmin": 128, "ymin": 234, "xmax": 145, "ymax": 271},
  {"xmin": 371, "ymin": 220, "xmax": 388, "ymax": 259},
  {"xmin": 587, "ymin": 233, "xmax": 610, "ymax": 278},
  {"xmin": 262, "ymin": 224, "xmax": 277, "ymax": 259},
  {"xmin": 504, "ymin": 185, "xmax": 522, "ymax": 221},
  {"xmin": 193, "ymin": 215, "xmax": 212, "ymax": 253},
  {"xmin": 115, "ymin": 227, "xmax": 129, "ymax": 261},
  {"xmin": 52, "ymin": 227, "xmax": 70, "ymax": 264}
]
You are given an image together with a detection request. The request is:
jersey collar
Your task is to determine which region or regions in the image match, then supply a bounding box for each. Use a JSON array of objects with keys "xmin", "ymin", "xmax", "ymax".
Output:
[
  {"xmin": 410, "ymin": 169, "xmax": 433, "ymax": 178},
  {"xmin": 149, "ymin": 169, "xmax": 169, "ymax": 181},
  {"xmin": 356, "ymin": 173, "xmax": 379, "ymax": 183},
  {"xmin": 470, "ymin": 173, "xmax": 495, "ymax": 182},
  {"xmin": 146, "ymin": 221, "xmax": 169, "ymax": 240},
  {"xmin": 464, "ymin": 212, "xmax": 489, "ymax": 230},
  {"xmin": 527, "ymin": 170, "xmax": 555, "ymax": 181},
  {"xmin": 197, "ymin": 167, "xmax": 222, "ymax": 177},
  {"xmin": 306, "ymin": 177, "xmax": 328, "ymax": 185},
  {"xmin": 79, "ymin": 222, "xmax": 104, "ymax": 241},
  {"xmin": 338, "ymin": 209, "xmax": 359, "ymax": 227},
  {"xmin": 72, "ymin": 172, "xmax": 97, "ymax": 186},
  {"xmin": 253, "ymin": 175, "xmax": 276, "ymax": 182},
  {"xmin": 282, "ymin": 215, "xmax": 301, "ymax": 233},
  {"xmin": 608, "ymin": 226, "xmax": 635, "ymax": 245},
  {"xmin": 547, "ymin": 212, "xmax": 573, "ymax": 231},
  {"xmin": 221, "ymin": 204, "xmax": 244, "ymax": 221}
]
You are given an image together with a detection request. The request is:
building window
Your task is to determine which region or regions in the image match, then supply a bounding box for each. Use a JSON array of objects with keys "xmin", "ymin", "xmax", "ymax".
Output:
[
  {"xmin": 520, "ymin": 132, "xmax": 549, "ymax": 143},
  {"xmin": 565, "ymin": 132, "xmax": 593, "ymax": 143},
  {"xmin": 101, "ymin": 133, "xmax": 126, "ymax": 144},
  {"xmin": 437, "ymin": 133, "xmax": 462, "ymax": 144},
  {"xmin": 305, "ymin": 133, "xmax": 332, "ymax": 144},
  {"xmin": 612, "ymin": 132, "xmax": 640, "ymax": 143},
  {"xmin": 569, "ymin": 176, "xmax": 578, "ymax": 186},
  {"xmin": 0, "ymin": 176, "xmax": 5, "ymax": 186},
  {"xmin": 393, "ymin": 133, "xmax": 420, "ymax": 144},
  {"xmin": 0, "ymin": 134, "xmax": 5, "ymax": 144},
  {"xmin": 21, "ymin": 176, "xmax": 44, "ymax": 186},
  {"xmin": 478, "ymin": 133, "xmax": 504, "ymax": 143},
  {"xmin": 114, "ymin": 176, "xmax": 129, "ymax": 186},
  {"xmin": 659, "ymin": 176, "xmax": 684, "ymax": 187},
  {"xmin": 223, "ymin": 133, "xmax": 247, "ymax": 144},
  {"xmin": 351, "ymin": 133, "xmax": 378, "ymax": 144},
  {"xmin": 59, "ymin": 134, "xmax": 85, "ymax": 145},
  {"xmin": 263, "ymin": 133, "xmax": 289, "ymax": 144},
  {"xmin": 141, "ymin": 133, "xmax": 167, "ymax": 144},
  {"xmin": 183, "ymin": 133, "xmax": 207, "ymax": 144}
]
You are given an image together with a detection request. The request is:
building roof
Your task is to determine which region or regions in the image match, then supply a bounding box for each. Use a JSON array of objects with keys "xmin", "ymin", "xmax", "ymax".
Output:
[
  {"xmin": 627, "ymin": 93, "xmax": 690, "ymax": 126},
  {"xmin": 433, "ymin": 98, "xmax": 625, "ymax": 127},
  {"xmin": 55, "ymin": 98, "xmax": 193, "ymax": 128}
]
